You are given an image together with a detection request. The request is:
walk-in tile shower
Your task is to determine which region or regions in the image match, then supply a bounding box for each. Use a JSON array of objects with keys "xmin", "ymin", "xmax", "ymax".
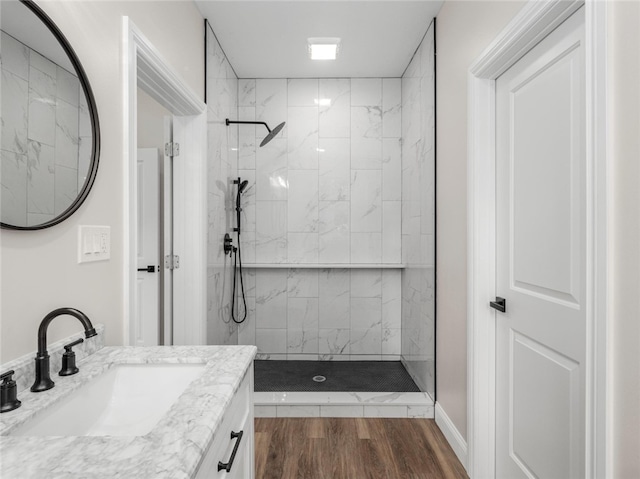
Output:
[{"xmin": 205, "ymin": 20, "xmax": 435, "ymax": 401}]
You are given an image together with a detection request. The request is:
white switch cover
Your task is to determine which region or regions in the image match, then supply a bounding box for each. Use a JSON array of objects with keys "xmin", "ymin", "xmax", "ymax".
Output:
[{"xmin": 78, "ymin": 225, "xmax": 111, "ymax": 263}]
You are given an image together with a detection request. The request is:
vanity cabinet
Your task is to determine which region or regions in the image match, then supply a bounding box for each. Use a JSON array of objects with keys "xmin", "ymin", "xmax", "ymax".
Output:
[{"xmin": 194, "ymin": 368, "xmax": 254, "ymax": 478}]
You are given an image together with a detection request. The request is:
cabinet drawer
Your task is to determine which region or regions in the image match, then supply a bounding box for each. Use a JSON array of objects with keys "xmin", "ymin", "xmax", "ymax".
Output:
[
  {"xmin": 194, "ymin": 369, "xmax": 253, "ymax": 478},
  {"xmin": 217, "ymin": 412, "xmax": 252, "ymax": 479}
]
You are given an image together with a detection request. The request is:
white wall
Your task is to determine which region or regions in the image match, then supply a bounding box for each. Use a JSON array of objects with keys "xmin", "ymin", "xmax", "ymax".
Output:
[
  {"xmin": 137, "ymin": 88, "xmax": 170, "ymax": 150},
  {"xmin": 610, "ymin": 1, "xmax": 640, "ymax": 476},
  {"xmin": 435, "ymin": 0, "xmax": 525, "ymax": 440},
  {"xmin": 0, "ymin": 1, "xmax": 204, "ymax": 363}
]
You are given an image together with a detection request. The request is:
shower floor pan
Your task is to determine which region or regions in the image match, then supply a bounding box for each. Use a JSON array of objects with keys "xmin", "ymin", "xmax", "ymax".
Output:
[
  {"xmin": 253, "ymin": 361, "xmax": 433, "ymax": 418},
  {"xmin": 254, "ymin": 360, "xmax": 419, "ymax": 392}
]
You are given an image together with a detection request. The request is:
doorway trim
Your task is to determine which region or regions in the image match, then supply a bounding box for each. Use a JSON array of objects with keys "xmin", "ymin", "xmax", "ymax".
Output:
[
  {"xmin": 122, "ymin": 18, "xmax": 207, "ymax": 346},
  {"xmin": 466, "ymin": 0, "xmax": 609, "ymax": 477}
]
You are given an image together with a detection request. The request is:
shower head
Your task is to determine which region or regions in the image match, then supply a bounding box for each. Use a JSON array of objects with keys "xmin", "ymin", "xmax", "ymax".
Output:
[
  {"xmin": 260, "ymin": 122, "xmax": 286, "ymax": 147},
  {"xmin": 225, "ymin": 119, "xmax": 286, "ymax": 148},
  {"xmin": 238, "ymin": 180, "xmax": 249, "ymax": 194}
]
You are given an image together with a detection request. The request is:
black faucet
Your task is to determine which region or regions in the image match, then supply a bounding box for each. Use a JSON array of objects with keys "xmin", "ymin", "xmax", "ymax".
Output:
[{"xmin": 31, "ymin": 308, "xmax": 97, "ymax": 393}]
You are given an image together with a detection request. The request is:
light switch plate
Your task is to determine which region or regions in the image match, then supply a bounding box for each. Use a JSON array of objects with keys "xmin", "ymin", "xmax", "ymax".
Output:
[{"xmin": 78, "ymin": 225, "xmax": 111, "ymax": 263}]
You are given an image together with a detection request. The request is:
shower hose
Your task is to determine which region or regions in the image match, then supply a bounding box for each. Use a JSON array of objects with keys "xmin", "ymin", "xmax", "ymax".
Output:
[{"xmin": 231, "ymin": 186, "xmax": 248, "ymax": 324}]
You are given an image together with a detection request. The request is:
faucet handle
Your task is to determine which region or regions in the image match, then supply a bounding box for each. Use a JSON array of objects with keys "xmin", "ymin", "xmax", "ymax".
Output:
[
  {"xmin": 59, "ymin": 339, "xmax": 83, "ymax": 377},
  {"xmin": 64, "ymin": 338, "xmax": 84, "ymax": 352},
  {"xmin": 1, "ymin": 370, "xmax": 22, "ymax": 413}
]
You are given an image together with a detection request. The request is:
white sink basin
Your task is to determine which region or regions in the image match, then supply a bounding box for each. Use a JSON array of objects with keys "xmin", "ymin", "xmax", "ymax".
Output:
[{"xmin": 11, "ymin": 363, "xmax": 204, "ymax": 437}]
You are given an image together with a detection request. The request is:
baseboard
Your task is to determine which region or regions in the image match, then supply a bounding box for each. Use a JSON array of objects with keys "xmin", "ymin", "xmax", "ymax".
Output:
[{"xmin": 435, "ymin": 402, "xmax": 468, "ymax": 471}]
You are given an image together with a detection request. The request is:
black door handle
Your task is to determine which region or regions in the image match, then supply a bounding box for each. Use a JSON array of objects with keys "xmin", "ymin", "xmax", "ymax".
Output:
[
  {"xmin": 490, "ymin": 297, "xmax": 506, "ymax": 313},
  {"xmin": 137, "ymin": 265, "xmax": 156, "ymax": 273}
]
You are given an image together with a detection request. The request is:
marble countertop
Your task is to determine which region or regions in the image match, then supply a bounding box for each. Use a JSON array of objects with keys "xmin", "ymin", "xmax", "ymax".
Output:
[{"xmin": 0, "ymin": 345, "xmax": 256, "ymax": 478}]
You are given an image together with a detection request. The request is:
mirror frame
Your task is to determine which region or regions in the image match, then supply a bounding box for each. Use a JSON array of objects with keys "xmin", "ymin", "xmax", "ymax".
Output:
[{"xmin": 1, "ymin": 0, "xmax": 100, "ymax": 231}]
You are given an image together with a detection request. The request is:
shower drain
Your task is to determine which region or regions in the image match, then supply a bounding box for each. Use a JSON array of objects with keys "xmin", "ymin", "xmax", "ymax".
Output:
[{"xmin": 312, "ymin": 375, "xmax": 326, "ymax": 383}]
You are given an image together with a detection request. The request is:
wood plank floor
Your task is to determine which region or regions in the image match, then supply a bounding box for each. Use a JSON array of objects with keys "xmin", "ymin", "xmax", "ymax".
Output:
[{"xmin": 255, "ymin": 418, "xmax": 468, "ymax": 479}]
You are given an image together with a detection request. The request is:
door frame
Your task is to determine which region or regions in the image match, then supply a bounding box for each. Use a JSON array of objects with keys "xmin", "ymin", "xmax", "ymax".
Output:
[
  {"xmin": 466, "ymin": 0, "xmax": 610, "ymax": 477},
  {"xmin": 122, "ymin": 18, "xmax": 207, "ymax": 346}
]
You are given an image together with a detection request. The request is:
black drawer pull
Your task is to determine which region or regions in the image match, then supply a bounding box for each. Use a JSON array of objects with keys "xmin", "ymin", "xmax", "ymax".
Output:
[{"xmin": 218, "ymin": 430, "xmax": 243, "ymax": 472}]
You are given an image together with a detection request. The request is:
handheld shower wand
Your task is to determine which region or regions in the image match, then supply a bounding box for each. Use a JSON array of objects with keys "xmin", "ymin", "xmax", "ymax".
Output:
[
  {"xmin": 230, "ymin": 178, "xmax": 248, "ymax": 323},
  {"xmin": 237, "ymin": 180, "xmax": 249, "ymax": 195},
  {"xmin": 234, "ymin": 180, "xmax": 248, "ymax": 234}
]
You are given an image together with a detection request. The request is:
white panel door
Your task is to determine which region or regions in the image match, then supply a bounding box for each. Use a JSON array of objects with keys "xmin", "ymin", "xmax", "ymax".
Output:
[
  {"xmin": 495, "ymin": 8, "xmax": 585, "ymax": 479},
  {"xmin": 170, "ymin": 114, "xmax": 207, "ymax": 346},
  {"xmin": 136, "ymin": 148, "xmax": 161, "ymax": 346}
]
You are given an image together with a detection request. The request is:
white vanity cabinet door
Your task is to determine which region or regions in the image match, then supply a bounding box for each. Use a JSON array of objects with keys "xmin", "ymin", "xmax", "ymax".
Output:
[
  {"xmin": 194, "ymin": 369, "xmax": 254, "ymax": 479},
  {"xmin": 222, "ymin": 410, "xmax": 252, "ymax": 479}
]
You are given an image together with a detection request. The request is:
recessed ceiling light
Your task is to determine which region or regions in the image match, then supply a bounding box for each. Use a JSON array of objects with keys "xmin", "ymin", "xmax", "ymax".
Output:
[
  {"xmin": 308, "ymin": 37, "xmax": 341, "ymax": 61},
  {"xmin": 314, "ymin": 98, "xmax": 331, "ymax": 106}
]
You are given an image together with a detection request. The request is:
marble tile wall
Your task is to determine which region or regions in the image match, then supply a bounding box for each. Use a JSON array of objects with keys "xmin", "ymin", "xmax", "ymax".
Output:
[
  {"xmin": 400, "ymin": 22, "xmax": 436, "ymax": 398},
  {"xmin": 205, "ymin": 25, "xmax": 239, "ymax": 346},
  {"xmin": 237, "ymin": 267, "xmax": 402, "ymax": 360},
  {"xmin": 1, "ymin": 31, "xmax": 86, "ymax": 226},
  {"xmin": 234, "ymin": 78, "xmax": 403, "ymax": 359},
  {"xmin": 203, "ymin": 33, "xmax": 435, "ymax": 368}
]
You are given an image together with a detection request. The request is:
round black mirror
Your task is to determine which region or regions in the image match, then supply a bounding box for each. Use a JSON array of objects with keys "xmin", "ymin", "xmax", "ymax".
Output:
[{"xmin": 1, "ymin": 0, "xmax": 100, "ymax": 230}]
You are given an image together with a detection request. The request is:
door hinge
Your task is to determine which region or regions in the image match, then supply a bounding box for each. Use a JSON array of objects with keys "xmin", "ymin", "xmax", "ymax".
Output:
[
  {"xmin": 165, "ymin": 254, "xmax": 180, "ymax": 270},
  {"xmin": 164, "ymin": 142, "xmax": 180, "ymax": 157}
]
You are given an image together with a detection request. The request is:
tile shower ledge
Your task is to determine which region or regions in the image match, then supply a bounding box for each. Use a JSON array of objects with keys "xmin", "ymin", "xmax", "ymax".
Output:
[
  {"xmin": 255, "ymin": 391, "xmax": 433, "ymax": 407},
  {"xmin": 243, "ymin": 263, "xmax": 406, "ymax": 269},
  {"xmin": 254, "ymin": 391, "xmax": 434, "ymax": 418},
  {"xmin": 0, "ymin": 345, "xmax": 257, "ymax": 479}
]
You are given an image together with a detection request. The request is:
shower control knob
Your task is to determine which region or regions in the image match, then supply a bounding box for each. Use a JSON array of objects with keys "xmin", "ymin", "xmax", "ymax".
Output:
[{"xmin": 224, "ymin": 233, "xmax": 234, "ymax": 255}]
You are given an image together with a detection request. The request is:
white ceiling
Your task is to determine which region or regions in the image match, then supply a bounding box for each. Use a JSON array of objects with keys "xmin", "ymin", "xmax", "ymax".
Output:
[{"xmin": 195, "ymin": 1, "xmax": 443, "ymax": 78}]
